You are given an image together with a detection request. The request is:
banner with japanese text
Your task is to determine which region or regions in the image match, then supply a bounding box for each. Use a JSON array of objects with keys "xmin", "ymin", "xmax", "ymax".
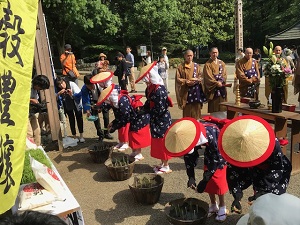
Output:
[{"xmin": 0, "ymin": 0, "xmax": 38, "ymax": 214}]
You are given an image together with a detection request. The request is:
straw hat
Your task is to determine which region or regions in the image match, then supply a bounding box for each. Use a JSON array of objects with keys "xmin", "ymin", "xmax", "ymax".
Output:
[
  {"xmin": 218, "ymin": 115, "xmax": 275, "ymax": 167},
  {"xmin": 99, "ymin": 53, "xmax": 107, "ymax": 59},
  {"xmin": 96, "ymin": 83, "xmax": 115, "ymax": 106},
  {"xmin": 135, "ymin": 61, "xmax": 157, "ymax": 84},
  {"xmin": 164, "ymin": 118, "xmax": 207, "ymax": 157},
  {"xmin": 90, "ymin": 71, "xmax": 113, "ymax": 84}
]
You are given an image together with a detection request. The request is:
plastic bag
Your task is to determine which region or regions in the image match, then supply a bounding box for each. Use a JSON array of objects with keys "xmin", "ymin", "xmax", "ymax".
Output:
[
  {"xmin": 30, "ymin": 156, "xmax": 66, "ymax": 201},
  {"xmin": 18, "ymin": 183, "xmax": 56, "ymax": 211}
]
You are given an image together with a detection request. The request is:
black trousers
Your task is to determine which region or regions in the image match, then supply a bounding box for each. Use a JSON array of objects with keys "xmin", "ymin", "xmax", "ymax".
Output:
[
  {"xmin": 65, "ymin": 109, "xmax": 83, "ymax": 135},
  {"xmin": 118, "ymin": 76, "xmax": 128, "ymax": 90},
  {"xmin": 91, "ymin": 109, "xmax": 104, "ymax": 140},
  {"xmin": 102, "ymin": 110, "xmax": 109, "ymax": 129}
]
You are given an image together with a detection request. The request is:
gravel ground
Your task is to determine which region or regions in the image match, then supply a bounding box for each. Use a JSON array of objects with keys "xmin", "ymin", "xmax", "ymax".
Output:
[{"xmin": 46, "ymin": 66, "xmax": 300, "ymax": 225}]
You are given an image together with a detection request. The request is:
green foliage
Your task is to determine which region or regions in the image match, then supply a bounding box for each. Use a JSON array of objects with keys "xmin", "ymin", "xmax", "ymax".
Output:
[
  {"xmin": 21, "ymin": 149, "xmax": 52, "ymax": 185},
  {"xmin": 169, "ymin": 58, "xmax": 183, "ymax": 68},
  {"xmin": 42, "ymin": 0, "xmax": 121, "ymax": 54},
  {"xmin": 243, "ymin": 0, "xmax": 300, "ymax": 47},
  {"xmin": 41, "ymin": 0, "xmax": 300, "ymax": 62},
  {"xmin": 218, "ymin": 51, "xmax": 235, "ymax": 63}
]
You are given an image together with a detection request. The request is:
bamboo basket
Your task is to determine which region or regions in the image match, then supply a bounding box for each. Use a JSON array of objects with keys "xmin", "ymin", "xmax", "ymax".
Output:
[
  {"xmin": 128, "ymin": 173, "xmax": 164, "ymax": 205},
  {"xmin": 104, "ymin": 151, "xmax": 135, "ymax": 181}
]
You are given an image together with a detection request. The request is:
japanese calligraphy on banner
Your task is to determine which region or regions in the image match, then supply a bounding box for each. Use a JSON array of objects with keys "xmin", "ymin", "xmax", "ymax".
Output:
[{"xmin": 0, "ymin": 0, "xmax": 38, "ymax": 214}]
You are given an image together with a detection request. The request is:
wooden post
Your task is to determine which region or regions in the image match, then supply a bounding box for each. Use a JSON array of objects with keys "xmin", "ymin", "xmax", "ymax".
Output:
[
  {"xmin": 235, "ymin": 0, "xmax": 243, "ymax": 54},
  {"xmin": 34, "ymin": 0, "xmax": 63, "ymax": 150}
]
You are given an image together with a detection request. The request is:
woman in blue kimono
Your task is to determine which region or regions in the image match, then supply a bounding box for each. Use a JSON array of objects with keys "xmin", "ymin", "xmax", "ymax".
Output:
[
  {"xmin": 135, "ymin": 62, "xmax": 172, "ymax": 174},
  {"xmin": 218, "ymin": 115, "xmax": 292, "ymax": 214}
]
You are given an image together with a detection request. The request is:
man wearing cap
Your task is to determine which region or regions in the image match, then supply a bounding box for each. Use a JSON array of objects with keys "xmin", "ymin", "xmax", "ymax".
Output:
[
  {"xmin": 218, "ymin": 115, "xmax": 292, "ymax": 214},
  {"xmin": 60, "ymin": 44, "xmax": 80, "ymax": 84},
  {"xmin": 236, "ymin": 48, "xmax": 260, "ymax": 100},
  {"xmin": 125, "ymin": 46, "xmax": 137, "ymax": 93},
  {"xmin": 175, "ymin": 49, "xmax": 206, "ymax": 119},
  {"xmin": 114, "ymin": 52, "xmax": 128, "ymax": 90},
  {"xmin": 203, "ymin": 47, "xmax": 227, "ymax": 118},
  {"xmin": 161, "ymin": 47, "xmax": 169, "ymax": 93}
]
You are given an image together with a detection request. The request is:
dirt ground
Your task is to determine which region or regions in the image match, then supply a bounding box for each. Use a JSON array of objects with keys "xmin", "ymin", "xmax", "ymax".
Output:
[{"xmin": 45, "ymin": 67, "xmax": 300, "ymax": 225}]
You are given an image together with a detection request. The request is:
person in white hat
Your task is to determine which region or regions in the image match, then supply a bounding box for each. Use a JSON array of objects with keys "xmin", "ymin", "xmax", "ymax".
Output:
[
  {"xmin": 135, "ymin": 62, "xmax": 173, "ymax": 174},
  {"xmin": 218, "ymin": 115, "xmax": 292, "ymax": 214},
  {"xmin": 164, "ymin": 118, "xmax": 229, "ymax": 222},
  {"xmin": 236, "ymin": 193, "xmax": 300, "ymax": 225}
]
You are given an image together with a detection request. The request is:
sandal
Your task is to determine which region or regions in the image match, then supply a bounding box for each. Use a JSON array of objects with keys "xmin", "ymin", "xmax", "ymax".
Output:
[
  {"xmin": 153, "ymin": 164, "xmax": 163, "ymax": 172},
  {"xmin": 134, "ymin": 153, "xmax": 144, "ymax": 162},
  {"xmin": 208, "ymin": 204, "xmax": 219, "ymax": 218},
  {"xmin": 215, "ymin": 209, "xmax": 228, "ymax": 222},
  {"xmin": 155, "ymin": 166, "xmax": 172, "ymax": 174}
]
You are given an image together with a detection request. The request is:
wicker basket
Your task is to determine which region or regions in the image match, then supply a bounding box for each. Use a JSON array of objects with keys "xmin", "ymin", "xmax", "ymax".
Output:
[
  {"xmin": 88, "ymin": 143, "xmax": 112, "ymax": 164},
  {"xmin": 165, "ymin": 198, "xmax": 208, "ymax": 225},
  {"xmin": 104, "ymin": 153, "xmax": 135, "ymax": 181},
  {"xmin": 128, "ymin": 173, "xmax": 164, "ymax": 205}
]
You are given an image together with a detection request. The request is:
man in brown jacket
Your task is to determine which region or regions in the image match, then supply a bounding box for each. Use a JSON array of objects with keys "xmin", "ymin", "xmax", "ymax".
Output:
[
  {"xmin": 236, "ymin": 48, "xmax": 260, "ymax": 100},
  {"xmin": 175, "ymin": 50, "xmax": 206, "ymax": 119},
  {"xmin": 203, "ymin": 47, "xmax": 227, "ymax": 117}
]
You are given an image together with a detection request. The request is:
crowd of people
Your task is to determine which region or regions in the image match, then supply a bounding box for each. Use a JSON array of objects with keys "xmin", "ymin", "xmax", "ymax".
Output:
[{"xmin": 25, "ymin": 43, "xmax": 300, "ymax": 224}]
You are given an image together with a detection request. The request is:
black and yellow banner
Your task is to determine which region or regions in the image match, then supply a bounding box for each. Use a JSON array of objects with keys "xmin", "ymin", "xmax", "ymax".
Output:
[{"xmin": 0, "ymin": 0, "xmax": 38, "ymax": 214}]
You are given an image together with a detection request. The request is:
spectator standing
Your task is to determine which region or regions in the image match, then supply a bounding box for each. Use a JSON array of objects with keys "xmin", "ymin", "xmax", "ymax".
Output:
[
  {"xmin": 60, "ymin": 44, "xmax": 80, "ymax": 84},
  {"xmin": 291, "ymin": 45, "xmax": 298, "ymax": 67},
  {"xmin": 284, "ymin": 48, "xmax": 295, "ymax": 72},
  {"xmin": 235, "ymin": 48, "xmax": 245, "ymax": 62},
  {"xmin": 55, "ymin": 76, "xmax": 84, "ymax": 142},
  {"xmin": 94, "ymin": 53, "xmax": 109, "ymax": 72},
  {"xmin": 81, "ymin": 75, "xmax": 105, "ymax": 142},
  {"xmin": 114, "ymin": 52, "xmax": 128, "ymax": 90},
  {"xmin": 161, "ymin": 47, "xmax": 169, "ymax": 92},
  {"xmin": 126, "ymin": 47, "xmax": 137, "ymax": 93},
  {"xmin": 28, "ymin": 75, "xmax": 50, "ymax": 146},
  {"xmin": 157, "ymin": 55, "xmax": 168, "ymax": 90},
  {"xmin": 253, "ymin": 48, "xmax": 262, "ymax": 76},
  {"xmin": 143, "ymin": 51, "xmax": 152, "ymax": 65}
]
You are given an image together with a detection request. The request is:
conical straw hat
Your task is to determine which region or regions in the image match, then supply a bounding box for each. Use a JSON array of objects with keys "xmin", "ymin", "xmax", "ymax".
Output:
[
  {"xmin": 135, "ymin": 61, "xmax": 157, "ymax": 84},
  {"xmin": 96, "ymin": 83, "xmax": 115, "ymax": 106},
  {"xmin": 218, "ymin": 115, "xmax": 275, "ymax": 167},
  {"xmin": 90, "ymin": 71, "xmax": 113, "ymax": 84},
  {"xmin": 164, "ymin": 118, "xmax": 206, "ymax": 157}
]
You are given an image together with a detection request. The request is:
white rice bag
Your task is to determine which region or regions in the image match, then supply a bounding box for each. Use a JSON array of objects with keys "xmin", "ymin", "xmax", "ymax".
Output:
[
  {"xmin": 18, "ymin": 183, "xmax": 55, "ymax": 211},
  {"xmin": 30, "ymin": 156, "xmax": 66, "ymax": 201}
]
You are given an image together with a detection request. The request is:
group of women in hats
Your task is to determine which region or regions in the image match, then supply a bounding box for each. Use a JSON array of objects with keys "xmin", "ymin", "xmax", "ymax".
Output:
[
  {"xmin": 163, "ymin": 114, "xmax": 292, "ymax": 222},
  {"xmin": 91, "ymin": 61, "xmax": 173, "ymax": 174}
]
